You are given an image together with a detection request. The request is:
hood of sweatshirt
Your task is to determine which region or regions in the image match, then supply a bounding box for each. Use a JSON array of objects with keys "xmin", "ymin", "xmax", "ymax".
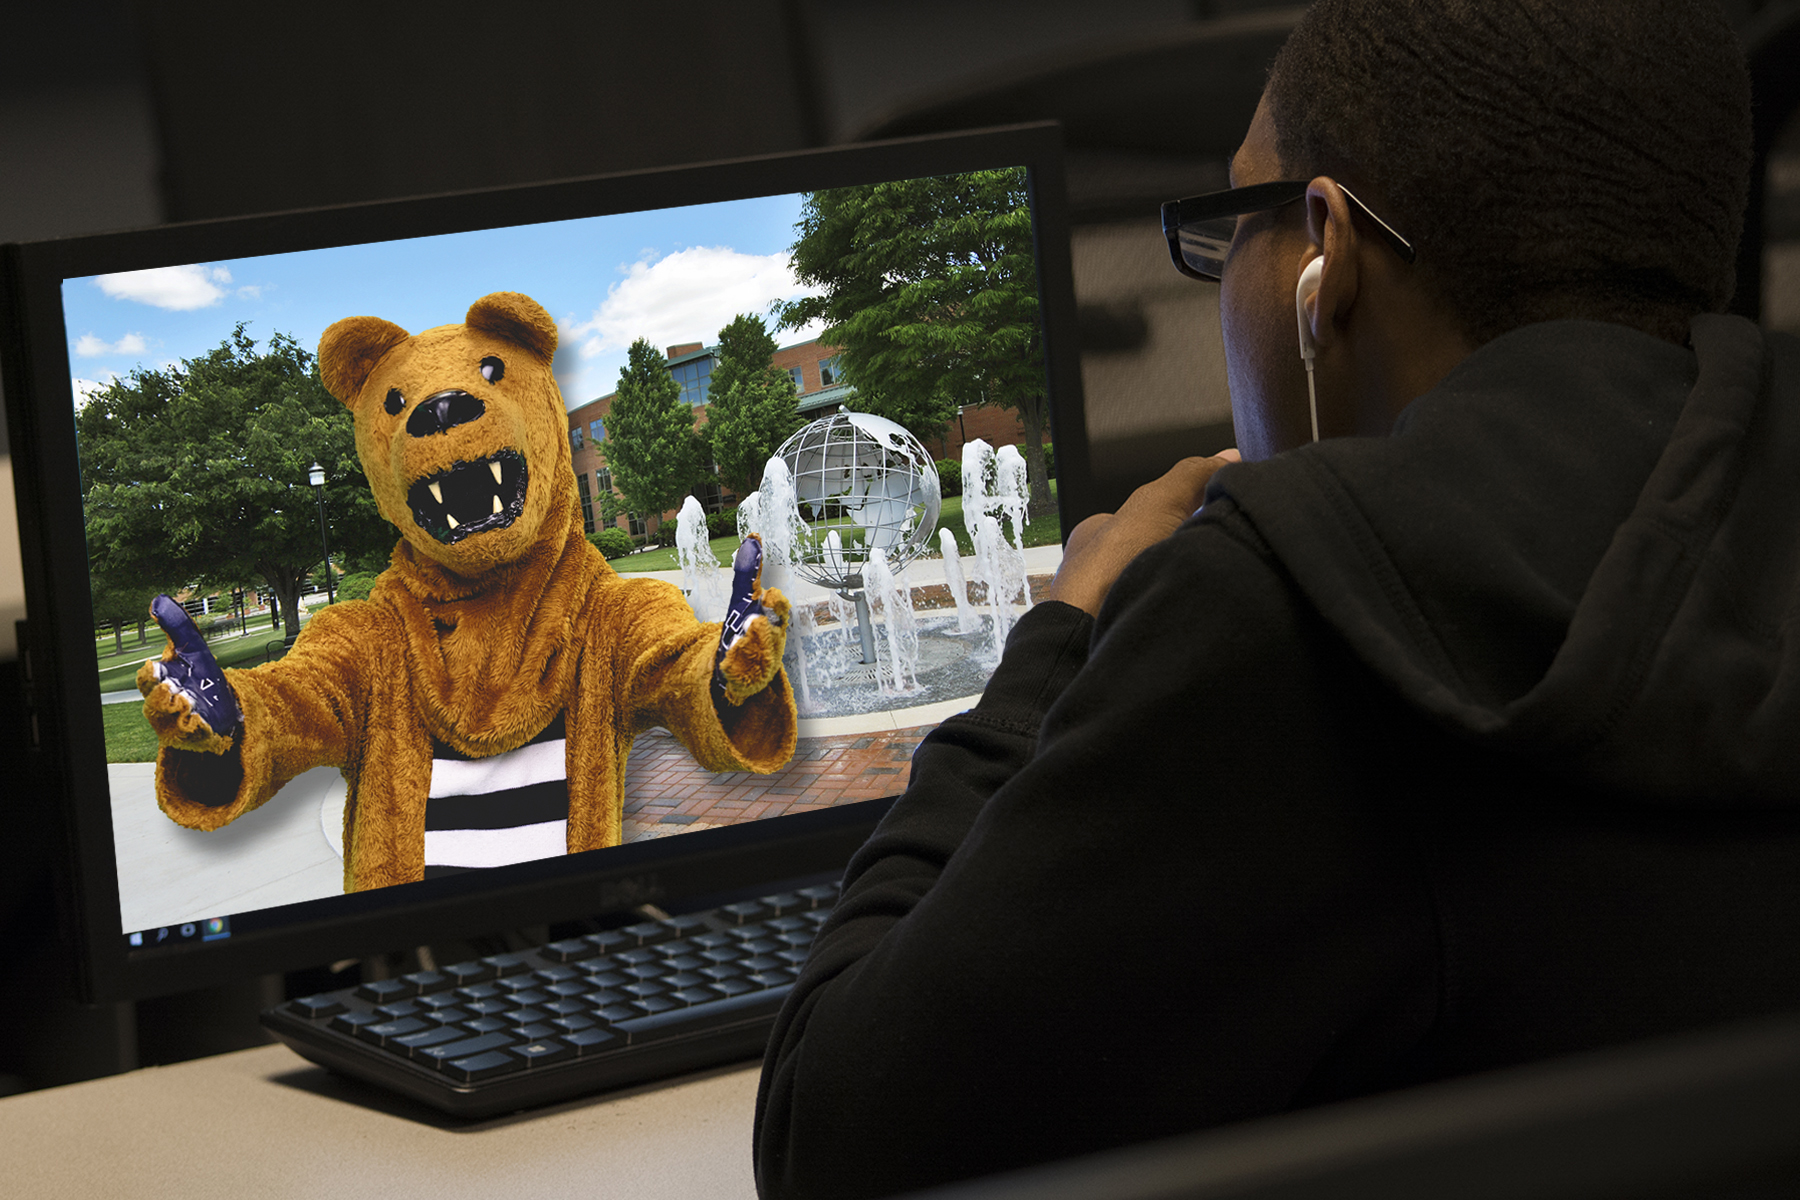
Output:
[{"xmin": 1206, "ymin": 315, "xmax": 1800, "ymax": 806}]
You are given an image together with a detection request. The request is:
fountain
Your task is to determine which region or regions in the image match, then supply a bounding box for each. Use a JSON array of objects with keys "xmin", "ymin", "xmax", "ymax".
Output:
[
  {"xmin": 674, "ymin": 496, "xmax": 723, "ymax": 620},
  {"xmin": 959, "ymin": 438, "xmax": 1032, "ymax": 662},
  {"xmin": 938, "ymin": 527, "xmax": 978, "ymax": 634}
]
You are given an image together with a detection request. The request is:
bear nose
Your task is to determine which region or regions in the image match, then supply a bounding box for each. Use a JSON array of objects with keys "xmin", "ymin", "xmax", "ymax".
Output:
[{"xmin": 406, "ymin": 389, "xmax": 485, "ymax": 437}]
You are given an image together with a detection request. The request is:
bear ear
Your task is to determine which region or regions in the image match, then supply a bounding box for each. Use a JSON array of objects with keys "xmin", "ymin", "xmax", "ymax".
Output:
[
  {"xmin": 466, "ymin": 292, "xmax": 557, "ymax": 362},
  {"xmin": 319, "ymin": 316, "xmax": 411, "ymax": 410}
]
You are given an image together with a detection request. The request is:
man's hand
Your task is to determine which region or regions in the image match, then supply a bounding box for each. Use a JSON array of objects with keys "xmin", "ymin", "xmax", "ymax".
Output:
[
  {"xmin": 714, "ymin": 536, "xmax": 791, "ymax": 706},
  {"xmin": 1046, "ymin": 450, "xmax": 1241, "ymax": 617},
  {"xmin": 136, "ymin": 594, "xmax": 242, "ymax": 752}
]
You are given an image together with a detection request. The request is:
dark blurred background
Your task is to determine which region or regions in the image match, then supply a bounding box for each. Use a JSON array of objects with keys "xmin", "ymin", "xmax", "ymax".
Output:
[{"xmin": 2, "ymin": 0, "xmax": 1798, "ymax": 1097}]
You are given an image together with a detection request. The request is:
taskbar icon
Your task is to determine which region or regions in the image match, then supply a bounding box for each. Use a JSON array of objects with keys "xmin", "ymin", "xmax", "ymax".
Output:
[{"xmin": 125, "ymin": 915, "xmax": 231, "ymax": 950}]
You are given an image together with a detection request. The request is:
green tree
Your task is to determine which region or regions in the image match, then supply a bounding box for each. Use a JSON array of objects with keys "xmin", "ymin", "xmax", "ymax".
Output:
[
  {"xmin": 703, "ymin": 313, "xmax": 803, "ymax": 496},
  {"xmin": 77, "ymin": 325, "xmax": 394, "ymax": 645},
  {"xmin": 602, "ymin": 338, "xmax": 705, "ymax": 519},
  {"xmin": 773, "ymin": 168, "xmax": 1053, "ymax": 512},
  {"xmin": 90, "ymin": 576, "xmax": 163, "ymax": 657}
]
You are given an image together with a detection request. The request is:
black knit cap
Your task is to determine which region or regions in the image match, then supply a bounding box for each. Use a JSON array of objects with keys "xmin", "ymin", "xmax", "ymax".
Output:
[{"xmin": 1265, "ymin": 0, "xmax": 1753, "ymax": 344}]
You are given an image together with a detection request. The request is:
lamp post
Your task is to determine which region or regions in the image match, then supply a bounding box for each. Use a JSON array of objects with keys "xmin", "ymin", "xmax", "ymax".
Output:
[{"xmin": 309, "ymin": 462, "xmax": 336, "ymax": 606}]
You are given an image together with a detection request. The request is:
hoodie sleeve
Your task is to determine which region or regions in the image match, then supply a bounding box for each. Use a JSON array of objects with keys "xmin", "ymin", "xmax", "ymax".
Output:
[{"xmin": 753, "ymin": 512, "xmax": 1439, "ymax": 1200}]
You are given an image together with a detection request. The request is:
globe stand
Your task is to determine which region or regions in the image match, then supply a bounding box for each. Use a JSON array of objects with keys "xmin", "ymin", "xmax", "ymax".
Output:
[{"xmin": 849, "ymin": 588, "xmax": 877, "ymax": 665}]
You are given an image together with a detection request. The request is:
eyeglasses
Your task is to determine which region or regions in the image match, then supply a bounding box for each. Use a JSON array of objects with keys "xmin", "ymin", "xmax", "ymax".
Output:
[{"xmin": 1161, "ymin": 180, "xmax": 1416, "ymax": 282}]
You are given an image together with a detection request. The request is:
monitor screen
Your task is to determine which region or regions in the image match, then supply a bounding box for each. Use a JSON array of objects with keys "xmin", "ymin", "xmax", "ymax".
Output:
[{"xmin": 2, "ymin": 124, "xmax": 1089, "ymax": 1002}]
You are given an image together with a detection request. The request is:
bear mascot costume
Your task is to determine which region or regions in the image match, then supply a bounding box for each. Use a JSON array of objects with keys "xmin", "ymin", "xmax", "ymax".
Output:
[{"xmin": 135, "ymin": 291, "xmax": 798, "ymax": 891}]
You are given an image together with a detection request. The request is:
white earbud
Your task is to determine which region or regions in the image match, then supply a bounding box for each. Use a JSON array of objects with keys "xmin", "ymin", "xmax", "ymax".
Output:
[{"xmin": 1295, "ymin": 256, "xmax": 1324, "ymax": 442}]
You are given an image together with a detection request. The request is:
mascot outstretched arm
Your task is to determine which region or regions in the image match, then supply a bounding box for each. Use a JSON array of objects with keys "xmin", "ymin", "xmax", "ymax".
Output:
[{"xmin": 137, "ymin": 292, "xmax": 798, "ymax": 891}]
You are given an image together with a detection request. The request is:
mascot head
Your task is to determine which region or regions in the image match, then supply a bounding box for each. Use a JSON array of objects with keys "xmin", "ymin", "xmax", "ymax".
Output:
[{"xmin": 319, "ymin": 292, "xmax": 575, "ymax": 575}]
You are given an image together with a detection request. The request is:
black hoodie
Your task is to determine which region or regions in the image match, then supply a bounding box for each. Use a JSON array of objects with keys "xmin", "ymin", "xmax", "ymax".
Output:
[{"xmin": 754, "ymin": 317, "xmax": 1800, "ymax": 1200}]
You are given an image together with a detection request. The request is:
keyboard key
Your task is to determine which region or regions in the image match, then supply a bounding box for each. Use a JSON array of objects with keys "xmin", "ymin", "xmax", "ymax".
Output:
[
  {"xmin": 621, "ymin": 921, "xmax": 674, "ymax": 947},
  {"xmin": 742, "ymin": 955, "xmax": 786, "ymax": 971},
  {"xmin": 502, "ymin": 1007, "xmax": 548, "ymax": 1026},
  {"xmin": 538, "ymin": 965, "xmax": 583, "ymax": 983},
  {"xmin": 615, "ymin": 948, "xmax": 661, "ymax": 966},
  {"xmin": 742, "ymin": 941, "xmax": 783, "ymax": 958},
  {"xmin": 712, "ymin": 977, "xmax": 758, "ymax": 997},
  {"xmin": 800, "ymin": 909, "xmax": 831, "ymax": 928},
  {"xmin": 460, "ymin": 1016, "xmax": 511, "ymax": 1035},
  {"xmin": 444, "ymin": 1049, "xmax": 522, "ymax": 1083},
  {"xmin": 513, "ymin": 1022, "xmax": 558, "ymax": 1041},
  {"xmin": 721, "ymin": 900, "xmax": 771, "ymax": 924},
  {"xmin": 690, "ymin": 931, "xmax": 736, "ymax": 950},
  {"xmin": 421, "ymin": 1006, "xmax": 471, "ymax": 1026},
  {"xmin": 544, "ymin": 981, "xmax": 589, "ymax": 998},
  {"xmin": 742, "ymin": 969, "xmax": 794, "ymax": 989},
  {"xmin": 775, "ymin": 931, "xmax": 814, "ymax": 949},
  {"xmin": 669, "ymin": 986, "xmax": 722, "ymax": 1006},
  {"xmin": 759, "ymin": 892, "xmax": 805, "ymax": 916},
  {"xmin": 375, "ymin": 1001, "xmax": 423, "ymax": 1020},
  {"xmin": 565, "ymin": 1027, "xmax": 621, "ymax": 1055},
  {"xmin": 541, "ymin": 938, "xmax": 599, "ymax": 963},
  {"xmin": 581, "ymin": 990, "xmax": 629, "ymax": 1008},
  {"xmin": 595, "ymin": 1004, "xmax": 645, "ymax": 1023},
  {"xmin": 699, "ymin": 964, "xmax": 743, "ymax": 983},
  {"xmin": 402, "ymin": 970, "xmax": 452, "ymax": 995},
  {"xmin": 615, "ymin": 983, "xmax": 789, "ymax": 1040},
  {"xmin": 417, "ymin": 1031, "xmax": 516, "ymax": 1069},
  {"xmin": 506, "ymin": 989, "xmax": 550, "ymax": 1007},
  {"xmin": 393, "ymin": 1024, "xmax": 470, "ymax": 1057},
  {"xmin": 288, "ymin": 995, "xmax": 345, "ymax": 1019},
  {"xmin": 623, "ymin": 964, "xmax": 668, "ymax": 981},
  {"xmin": 440, "ymin": 960, "xmax": 495, "ymax": 986},
  {"xmin": 663, "ymin": 955, "xmax": 707, "ymax": 972},
  {"xmin": 666, "ymin": 914, "xmax": 710, "ymax": 936},
  {"xmin": 509, "ymin": 1038, "xmax": 575, "ymax": 1068},
  {"xmin": 776, "ymin": 948, "xmax": 810, "ymax": 967},
  {"xmin": 700, "ymin": 947, "xmax": 745, "ymax": 965},
  {"xmin": 481, "ymin": 953, "xmax": 532, "ymax": 978},
  {"xmin": 654, "ymin": 939, "xmax": 696, "ymax": 958},
  {"xmin": 585, "ymin": 970, "xmax": 630, "ymax": 989},
  {"xmin": 496, "ymin": 974, "xmax": 544, "ymax": 992},
  {"xmin": 551, "ymin": 1014, "xmax": 596, "ymax": 1034},
  {"xmin": 456, "ymin": 983, "xmax": 503, "ymax": 1001},
  {"xmin": 357, "ymin": 1017, "xmax": 428, "ymax": 1046},
  {"xmin": 543, "ymin": 998, "xmax": 587, "ymax": 1016},
  {"xmin": 356, "ymin": 978, "xmax": 417, "ymax": 1004},
  {"xmin": 329, "ymin": 1011, "xmax": 383, "ymax": 1036},
  {"xmin": 665, "ymin": 972, "xmax": 709, "ymax": 989},
  {"xmin": 724, "ymin": 926, "xmax": 768, "ymax": 943},
  {"xmin": 767, "ymin": 915, "xmax": 811, "ymax": 934},
  {"xmin": 463, "ymin": 997, "xmax": 513, "ymax": 1017},
  {"xmin": 584, "ymin": 930, "xmax": 634, "ymax": 954},
  {"xmin": 621, "ymin": 982, "xmax": 666, "ymax": 1001},
  {"xmin": 796, "ymin": 884, "xmax": 840, "ymax": 906},
  {"xmin": 415, "ymin": 992, "xmax": 465, "ymax": 1011},
  {"xmin": 635, "ymin": 995, "xmax": 681, "ymax": 1015}
]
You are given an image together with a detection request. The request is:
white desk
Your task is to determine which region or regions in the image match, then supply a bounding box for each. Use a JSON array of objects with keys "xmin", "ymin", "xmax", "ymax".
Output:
[{"xmin": 0, "ymin": 1043, "xmax": 762, "ymax": 1199}]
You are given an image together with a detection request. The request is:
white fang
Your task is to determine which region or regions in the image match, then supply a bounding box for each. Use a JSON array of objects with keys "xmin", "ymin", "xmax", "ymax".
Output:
[
  {"xmin": 428, "ymin": 482, "xmax": 443, "ymax": 504},
  {"xmin": 492, "ymin": 494, "xmax": 503, "ymax": 514},
  {"xmin": 446, "ymin": 513, "xmax": 460, "ymax": 529},
  {"xmin": 490, "ymin": 461, "xmax": 503, "ymax": 484}
]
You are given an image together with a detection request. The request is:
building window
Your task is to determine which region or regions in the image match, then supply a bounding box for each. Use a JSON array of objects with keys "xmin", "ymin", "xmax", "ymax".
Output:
[
  {"xmin": 576, "ymin": 473, "xmax": 594, "ymax": 534},
  {"xmin": 818, "ymin": 356, "xmax": 840, "ymax": 387},
  {"xmin": 590, "ymin": 419, "xmax": 605, "ymax": 443},
  {"xmin": 570, "ymin": 426, "xmax": 584, "ymax": 452},
  {"xmin": 628, "ymin": 511, "xmax": 647, "ymax": 537},
  {"xmin": 595, "ymin": 467, "xmax": 612, "ymax": 494},
  {"xmin": 669, "ymin": 356, "xmax": 713, "ymax": 406},
  {"xmin": 787, "ymin": 365, "xmax": 804, "ymax": 393}
]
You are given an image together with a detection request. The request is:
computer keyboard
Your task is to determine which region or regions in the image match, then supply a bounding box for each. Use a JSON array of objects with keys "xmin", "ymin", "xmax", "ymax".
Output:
[{"xmin": 260, "ymin": 881, "xmax": 837, "ymax": 1117}]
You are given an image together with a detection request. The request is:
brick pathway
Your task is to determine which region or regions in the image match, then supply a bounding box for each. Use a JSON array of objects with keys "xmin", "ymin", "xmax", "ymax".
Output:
[{"xmin": 621, "ymin": 724, "xmax": 929, "ymax": 842}]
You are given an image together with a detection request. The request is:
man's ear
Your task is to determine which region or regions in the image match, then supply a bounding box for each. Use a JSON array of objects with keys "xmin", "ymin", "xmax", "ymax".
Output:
[
  {"xmin": 467, "ymin": 292, "xmax": 558, "ymax": 362},
  {"xmin": 1302, "ymin": 178, "xmax": 1362, "ymax": 352},
  {"xmin": 319, "ymin": 317, "xmax": 410, "ymax": 410}
]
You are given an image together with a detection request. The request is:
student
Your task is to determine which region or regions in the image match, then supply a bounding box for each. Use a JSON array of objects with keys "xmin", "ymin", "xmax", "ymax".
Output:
[{"xmin": 755, "ymin": 2, "xmax": 1800, "ymax": 1197}]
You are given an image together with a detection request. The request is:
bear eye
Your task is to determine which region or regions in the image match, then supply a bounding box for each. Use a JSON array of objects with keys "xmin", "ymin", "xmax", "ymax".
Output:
[
  {"xmin": 384, "ymin": 388, "xmax": 405, "ymax": 416},
  {"xmin": 480, "ymin": 356, "xmax": 505, "ymax": 384}
]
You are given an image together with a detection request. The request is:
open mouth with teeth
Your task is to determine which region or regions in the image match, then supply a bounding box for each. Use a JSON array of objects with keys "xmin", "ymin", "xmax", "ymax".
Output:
[{"xmin": 406, "ymin": 449, "xmax": 528, "ymax": 544}]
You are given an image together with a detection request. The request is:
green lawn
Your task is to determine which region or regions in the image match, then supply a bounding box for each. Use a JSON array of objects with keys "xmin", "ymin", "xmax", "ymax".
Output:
[
  {"xmin": 608, "ymin": 534, "xmax": 743, "ymax": 574},
  {"xmin": 103, "ymin": 700, "xmax": 162, "ymax": 763}
]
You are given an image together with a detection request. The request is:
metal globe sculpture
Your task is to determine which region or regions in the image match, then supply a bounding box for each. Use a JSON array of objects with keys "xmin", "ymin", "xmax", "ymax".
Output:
[{"xmin": 775, "ymin": 410, "xmax": 941, "ymax": 592}]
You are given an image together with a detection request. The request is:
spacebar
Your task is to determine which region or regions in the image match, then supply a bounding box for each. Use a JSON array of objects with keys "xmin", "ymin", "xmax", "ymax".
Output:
[{"xmin": 614, "ymin": 984, "xmax": 793, "ymax": 1040}]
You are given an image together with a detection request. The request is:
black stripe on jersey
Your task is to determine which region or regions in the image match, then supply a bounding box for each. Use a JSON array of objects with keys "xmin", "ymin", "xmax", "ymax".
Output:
[
  {"xmin": 429, "ymin": 710, "xmax": 567, "ymax": 763},
  {"xmin": 423, "ymin": 864, "xmax": 474, "ymax": 879},
  {"xmin": 424, "ymin": 779, "xmax": 571, "ymax": 831}
]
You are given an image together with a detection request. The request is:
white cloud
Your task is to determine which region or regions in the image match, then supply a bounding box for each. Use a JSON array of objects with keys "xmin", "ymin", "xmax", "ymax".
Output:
[
  {"xmin": 93, "ymin": 264, "xmax": 229, "ymax": 310},
  {"xmin": 73, "ymin": 331, "xmax": 147, "ymax": 357},
  {"xmin": 71, "ymin": 374, "xmax": 116, "ymax": 409},
  {"xmin": 563, "ymin": 245, "xmax": 821, "ymax": 359}
]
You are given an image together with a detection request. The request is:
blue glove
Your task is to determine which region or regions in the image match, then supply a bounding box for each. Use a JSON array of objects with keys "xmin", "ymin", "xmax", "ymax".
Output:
[
  {"xmin": 148, "ymin": 594, "xmax": 242, "ymax": 737},
  {"xmin": 713, "ymin": 536, "xmax": 783, "ymax": 702}
]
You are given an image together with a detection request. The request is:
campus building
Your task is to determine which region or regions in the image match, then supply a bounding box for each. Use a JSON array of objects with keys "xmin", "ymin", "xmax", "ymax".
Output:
[{"xmin": 566, "ymin": 336, "xmax": 1031, "ymax": 539}]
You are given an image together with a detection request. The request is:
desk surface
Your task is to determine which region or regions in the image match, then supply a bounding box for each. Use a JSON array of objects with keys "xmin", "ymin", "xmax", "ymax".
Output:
[{"xmin": 0, "ymin": 1042, "xmax": 762, "ymax": 1199}]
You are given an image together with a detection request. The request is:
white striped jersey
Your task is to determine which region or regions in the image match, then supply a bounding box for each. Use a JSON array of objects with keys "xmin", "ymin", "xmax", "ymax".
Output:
[{"xmin": 422, "ymin": 712, "xmax": 568, "ymax": 877}]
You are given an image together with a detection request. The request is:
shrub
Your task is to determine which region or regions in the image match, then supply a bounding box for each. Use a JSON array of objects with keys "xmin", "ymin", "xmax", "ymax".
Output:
[
  {"xmin": 935, "ymin": 458, "xmax": 962, "ymax": 497},
  {"xmin": 591, "ymin": 527, "xmax": 635, "ymax": 559},
  {"xmin": 651, "ymin": 522, "xmax": 680, "ymax": 548},
  {"xmin": 335, "ymin": 572, "xmax": 379, "ymax": 603},
  {"xmin": 706, "ymin": 507, "xmax": 738, "ymax": 539}
]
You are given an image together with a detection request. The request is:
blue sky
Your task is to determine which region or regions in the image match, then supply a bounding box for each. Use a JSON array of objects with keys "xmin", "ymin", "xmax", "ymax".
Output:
[{"xmin": 62, "ymin": 192, "xmax": 824, "ymax": 412}]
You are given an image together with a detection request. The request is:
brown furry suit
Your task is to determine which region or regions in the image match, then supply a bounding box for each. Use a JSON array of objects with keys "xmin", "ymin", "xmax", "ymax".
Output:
[{"xmin": 140, "ymin": 292, "xmax": 796, "ymax": 891}]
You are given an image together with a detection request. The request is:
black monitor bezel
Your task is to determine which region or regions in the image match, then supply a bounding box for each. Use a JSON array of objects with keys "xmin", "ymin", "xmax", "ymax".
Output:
[{"xmin": 0, "ymin": 122, "xmax": 1089, "ymax": 1004}]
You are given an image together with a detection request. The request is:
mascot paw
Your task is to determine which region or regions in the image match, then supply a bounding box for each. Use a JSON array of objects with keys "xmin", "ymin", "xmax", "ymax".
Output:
[
  {"xmin": 137, "ymin": 594, "xmax": 241, "ymax": 753},
  {"xmin": 714, "ymin": 536, "xmax": 789, "ymax": 706}
]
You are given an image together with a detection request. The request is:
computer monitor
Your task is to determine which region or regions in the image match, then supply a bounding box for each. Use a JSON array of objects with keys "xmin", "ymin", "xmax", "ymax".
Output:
[{"xmin": 1, "ymin": 123, "xmax": 1088, "ymax": 1003}]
